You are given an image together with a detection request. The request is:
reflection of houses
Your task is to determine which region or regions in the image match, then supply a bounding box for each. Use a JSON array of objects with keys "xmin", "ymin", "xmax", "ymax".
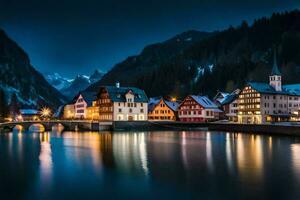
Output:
[
  {"xmin": 148, "ymin": 97, "xmax": 179, "ymax": 121},
  {"xmin": 178, "ymin": 95, "xmax": 222, "ymax": 122},
  {"xmin": 18, "ymin": 109, "xmax": 40, "ymax": 121},
  {"xmin": 99, "ymin": 133, "xmax": 115, "ymax": 169},
  {"xmin": 237, "ymin": 52, "xmax": 300, "ymax": 124},
  {"xmin": 112, "ymin": 133, "xmax": 149, "ymax": 176},
  {"xmin": 214, "ymin": 90, "xmax": 240, "ymax": 122},
  {"xmin": 97, "ymin": 83, "xmax": 148, "ymax": 121}
]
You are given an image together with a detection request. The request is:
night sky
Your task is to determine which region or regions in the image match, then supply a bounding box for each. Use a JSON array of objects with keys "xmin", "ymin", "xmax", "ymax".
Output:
[{"xmin": 0, "ymin": 0, "xmax": 299, "ymax": 77}]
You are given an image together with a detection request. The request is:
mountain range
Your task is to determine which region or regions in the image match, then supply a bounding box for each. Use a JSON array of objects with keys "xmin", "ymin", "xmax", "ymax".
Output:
[
  {"xmin": 45, "ymin": 69, "xmax": 104, "ymax": 98},
  {"xmin": 86, "ymin": 30, "xmax": 214, "ymax": 92},
  {"xmin": 87, "ymin": 10, "xmax": 300, "ymax": 98},
  {"xmin": 0, "ymin": 29, "xmax": 68, "ymax": 108},
  {"xmin": 2, "ymin": 9, "xmax": 300, "ymax": 109}
]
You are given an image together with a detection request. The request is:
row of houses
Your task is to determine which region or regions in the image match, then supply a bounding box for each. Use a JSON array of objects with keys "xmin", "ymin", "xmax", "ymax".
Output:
[
  {"xmin": 62, "ymin": 52, "xmax": 300, "ymax": 124},
  {"xmin": 63, "ymin": 83, "xmax": 149, "ymax": 121},
  {"xmin": 62, "ymin": 83, "xmax": 226, "ymax": 122}
]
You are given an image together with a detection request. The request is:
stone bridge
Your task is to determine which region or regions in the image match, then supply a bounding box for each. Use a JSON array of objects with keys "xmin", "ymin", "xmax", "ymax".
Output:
[{"xmin": 0, "ymin": 120, "xmax": 113, "ymax": 132}]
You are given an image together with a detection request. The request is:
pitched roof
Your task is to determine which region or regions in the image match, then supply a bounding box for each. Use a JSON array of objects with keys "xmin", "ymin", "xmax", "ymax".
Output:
[
  {"xmin": 214, "ymin": 92, "xmax": 230, "ymax": 101},
  {"xmin": 148, "ymin": 97, "xmax": 179, "ymax": 112},
  {"xmin": 190, "ymin": 95, "xmax": 219, "ymax": 109},
  {"xmin": 148, "ymin": 97, "xmax": 161, "ymax": 112},
  {"xmin": 20, "ymin": 109, "xmax": 39, "ymax": 115},
  {"xmin": 104, "ymin": 86, "xmax": 148, "ymax": 103},
  {"xmin": 248, "ymin": 82, "xmax": 300, "ymax": 96},
  {"xmin": 214, "ymin": 91, "xmax": 239, "ymax": 105},
  {"xmin": 165, "ymin": 100, "xmax": 179, "ymax": 112},
  {"xmin": 72, "ymin": 91, "xmax": 98, "ymax": 106},
  {"xmin": 248, "ymin": 82, "xmax": 287, "ymax": 95},
  {"xmin": 283, "ymin": 84, "xmax": 300, "ymax": 96},
  {"xmin": 220, "ymin": 93, "xmax": 238, "ymax": 105}
]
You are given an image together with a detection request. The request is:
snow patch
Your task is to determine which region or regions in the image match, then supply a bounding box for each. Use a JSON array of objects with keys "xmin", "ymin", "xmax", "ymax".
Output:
[
  {"xmin": 194, "ymin": 66, "xmax": 205, "ymax": 83},
  {"xmin": 208, "ymin": 64, "xmax": 214, "ymax": 72},
  {"xmin": 0, "ymin": 84, "xmax": 38, "ymax": 106},
  {"xmin": 184, "ymin": 37, "xmax": 192, "ymax": 42}
]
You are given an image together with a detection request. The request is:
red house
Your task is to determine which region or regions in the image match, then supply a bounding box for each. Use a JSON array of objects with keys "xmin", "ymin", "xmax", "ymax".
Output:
[{"xmin": 178, "ymin": 95, "xmax": 222, "ymax": 122}]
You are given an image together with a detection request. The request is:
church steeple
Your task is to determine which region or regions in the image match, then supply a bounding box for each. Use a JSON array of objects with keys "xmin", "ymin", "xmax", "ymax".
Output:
[
  {"xmin": 271, "ymin": 49, "xmax": 281, "ymax": 76},
  {"xmin": 269, "ymin": 49, "xmax": 282, "ymax": 91}
]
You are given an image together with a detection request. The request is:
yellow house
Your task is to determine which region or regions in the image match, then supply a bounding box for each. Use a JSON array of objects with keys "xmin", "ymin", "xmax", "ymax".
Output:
[
  {"xmin": 86, "ymin": 101, "xmax": 100, "ymax": 120},
  {"xmin": 63, "ymin": 104, "xmax": 75, "ymax": 119},
  {"xmin": 148, "ymin": 97, "xmax": 179, "ymax": 121}
]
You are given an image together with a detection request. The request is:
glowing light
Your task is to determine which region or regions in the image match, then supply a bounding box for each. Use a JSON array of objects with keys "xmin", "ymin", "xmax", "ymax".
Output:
[
  {"xmin": 17, "ymin": 115, "xmax": 23, "ymax": 121},
  {"xmin": 41, "ymin": 107, "xmax": 51, "ymax": 118},
  {"xmin": 4, "ymin": 117, "xmax": 13, "ymax": 122},
  {"xmin": 171, "ymin": 97, "xmax": 177, "ymax": 102}
]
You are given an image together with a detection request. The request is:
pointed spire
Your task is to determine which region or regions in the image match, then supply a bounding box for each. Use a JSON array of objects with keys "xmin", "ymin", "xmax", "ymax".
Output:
[{"xmin": 271, "ymin": 48, "xmax": 281, "ymax": 76}]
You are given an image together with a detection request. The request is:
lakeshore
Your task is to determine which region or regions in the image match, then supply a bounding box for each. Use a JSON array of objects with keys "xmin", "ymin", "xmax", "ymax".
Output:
[
  {"xmin": 2, "ymin": 120, "xmax": 300, "ymax": 137},
  {"xmin": 112, "ymin": 121, "xmax": 300, "ymax": 137}
]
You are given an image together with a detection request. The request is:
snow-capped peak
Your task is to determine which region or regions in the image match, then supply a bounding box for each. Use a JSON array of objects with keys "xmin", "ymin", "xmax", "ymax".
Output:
[
  {"xmin": 45, "ymin": 69, "xmax": 105, "ymax": 98},
  {"xmin": 45, "ymin": 73, "xmax": 73, "ymax": 90}
]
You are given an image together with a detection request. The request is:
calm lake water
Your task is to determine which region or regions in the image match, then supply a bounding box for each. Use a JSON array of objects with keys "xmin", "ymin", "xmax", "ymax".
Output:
[{"xmin": 1, "ymin": 131, "xmax": 300, "ymax": 200}]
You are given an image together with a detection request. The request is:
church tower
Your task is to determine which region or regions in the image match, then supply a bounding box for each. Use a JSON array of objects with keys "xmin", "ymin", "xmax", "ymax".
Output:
[{"xmin": 269, "ymin": 50, "xmax": 282, "ymax": 91}]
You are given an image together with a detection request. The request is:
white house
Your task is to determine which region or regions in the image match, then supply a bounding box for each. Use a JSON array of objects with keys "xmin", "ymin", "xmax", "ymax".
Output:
[
  {"xmin": 97, "ymin": 83, "xmax": 148, "ymax": 121},
  {"xmin": 237, "ymin": 51, "xmax": 300, "ymax": 124}
]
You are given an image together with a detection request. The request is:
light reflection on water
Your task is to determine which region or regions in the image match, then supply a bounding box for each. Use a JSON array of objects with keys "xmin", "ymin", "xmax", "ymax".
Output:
[
  {"xmin": 291, "ymin": 144, "xmax": 300, "ymax": 181},
  {"xmin": 0, "ymin": 131, "xmax": 300, "ymax": 199},
  {"xmin": 39, "ymin": 133, "xmax": 52, "ymax": 183}
]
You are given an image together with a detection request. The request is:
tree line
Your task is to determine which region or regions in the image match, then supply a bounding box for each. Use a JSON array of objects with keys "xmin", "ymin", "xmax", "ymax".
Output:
[{"xmin": 0, "ymin": 89, "xmax": 19, "ymax": 122}]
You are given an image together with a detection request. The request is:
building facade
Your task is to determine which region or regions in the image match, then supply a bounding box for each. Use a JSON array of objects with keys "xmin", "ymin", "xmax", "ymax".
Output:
[
  {"xmin": 237, "ymin": 52, "xmax": 300, "ymax": 124},
  {"xmin": 74, "ymin": 94, "xmax": 87, "ymax": 119},
  {"xmin": 97, "ymin": 83, "xmax": 148, "ymax": 121},
  {"xmin": 148, "ymin": 97, "xmax": 179, "ymax": 121},
  {"xmin": 178, "ymin": 95, "xmax": 222, "ymax": 122},
  {"xmin": 18, "ymin": 109, "xmax": 40, "ymax": 121},
  {"xmin": 86, "ymin": 101, "xmax": 100, "ymax": 120},
  {"xmin": 66, "ymin": 92, "xmax": 98, "ymax": 120},
  {"xmin": 214, "ymin": 90, "xmax": 240, "ymax": 122},
  {"xmin": 63, "ymin": 104, "xmax": 75, "ymax": 119}
]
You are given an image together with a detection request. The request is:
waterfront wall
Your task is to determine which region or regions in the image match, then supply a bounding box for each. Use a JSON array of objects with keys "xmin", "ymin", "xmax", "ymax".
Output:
[
  {"xmin": 113, "ymin": 121, "xmax": 208, "ymax": 131},
  {"xmin": 113, "ymin": 121, "xmax": 300, "ymax": 137},
  {"xmin": 208, "ymin": 123, "xmax": 300, "ymax": 136}
]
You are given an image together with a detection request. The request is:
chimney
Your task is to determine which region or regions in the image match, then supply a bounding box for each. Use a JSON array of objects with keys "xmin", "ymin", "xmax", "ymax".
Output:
[{"xmin": 116, "ymin": 81, "xmax": 120, "ymax": 88}]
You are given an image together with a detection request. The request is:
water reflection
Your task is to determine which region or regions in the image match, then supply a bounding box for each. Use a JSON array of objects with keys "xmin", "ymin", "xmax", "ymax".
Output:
[
  {"xmin": 61, "ymin": 132, "xmax": 103, "ymax": 170},
  {"xmin": 39, "ymin": 133, "xmax": 53, "ymax": 184},
  {"xmin": 226, "ymin": 132, "xmax": 233, "ymax": 173},
  {"xmin": 206, "ymin": 132, "xmax": 214, "ymax": 172},
  {"xmin": 1, "ymin": 131, "xmax": 300, "ymax": 199},
  {"xmin": 291, "ymin": 144, "xmax": 300, "ymax": 181},
  {"xmin": 236, "ymin": 134, "xmax": 264, "ymax": 185},
  {"xmin": 113, "ymin": 132, "xmax": 149, "ymax": 177}
]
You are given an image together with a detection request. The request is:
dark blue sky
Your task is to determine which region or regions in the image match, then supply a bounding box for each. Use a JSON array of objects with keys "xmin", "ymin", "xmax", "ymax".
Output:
[{"xmin": 0, "ymin": 0, "xmax": 299, "ymax": 77}]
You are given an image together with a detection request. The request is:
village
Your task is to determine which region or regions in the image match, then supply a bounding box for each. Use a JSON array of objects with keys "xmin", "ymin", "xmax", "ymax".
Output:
[{"xmin": 14, "ymin": 53, "xmax": 300, "ymax": 125}]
